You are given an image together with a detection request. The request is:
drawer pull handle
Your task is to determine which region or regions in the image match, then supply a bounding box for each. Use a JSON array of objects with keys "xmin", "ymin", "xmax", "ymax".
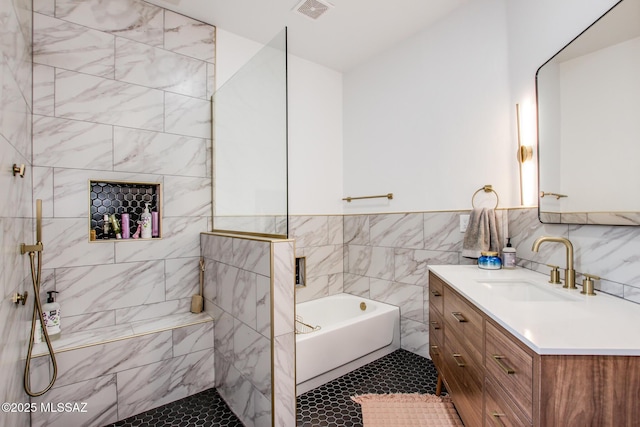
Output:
[
  {"xmin": 431, "ymin": 345, "xmax": 439, "ymax": 355},
  {"xmin": 490, "ymin": 412, "xmax": 507, "ymax": 426},
  {"xmin": 492, "ymin": 354, "xmax": 515, "ymax": 374},
  {"xmin": 451, "ymin": 312, "xmax": 467, "ymax": 323},
  {"xmin": 452, "ymin": 353, "xmax": 466, "ymax": 367},
  {"xmin": 430, "ymin": 290, "xmax": 442, "ymax": 297},
  {"xmin": 430, "ymin": 321, "xmax": 441, "ymax": 330}
]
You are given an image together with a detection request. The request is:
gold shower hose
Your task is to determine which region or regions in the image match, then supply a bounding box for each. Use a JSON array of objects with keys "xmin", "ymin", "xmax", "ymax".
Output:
[{"xmin": 23, "ymin": 200, "xmax": 58, "ymax": 397}]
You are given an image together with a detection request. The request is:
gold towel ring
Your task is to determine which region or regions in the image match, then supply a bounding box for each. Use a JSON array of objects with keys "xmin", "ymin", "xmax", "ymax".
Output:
[{"xmin": 471, "ymin": 185, "xmax": 499, "ymax": 209}]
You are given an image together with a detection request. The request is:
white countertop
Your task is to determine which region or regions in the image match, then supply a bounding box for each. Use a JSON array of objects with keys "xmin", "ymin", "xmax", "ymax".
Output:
[{"xmin": 429, "ymin": 265, "xmax": 640, "ymax": 356}]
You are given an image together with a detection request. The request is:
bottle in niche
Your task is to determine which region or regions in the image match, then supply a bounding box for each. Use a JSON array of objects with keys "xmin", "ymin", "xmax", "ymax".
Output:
[
  {"xmin": 151, "ymin": 211, "xmax": 159, "ymax": 237},
  {"xmin": 121, "ymin": 212, "xmax": 130, "ymax": 239},
  {"xmin": 110, "ymin": 214, "xmax": 122, "ymax": 239},
  {"xmin": 141, "ymin": 203, "xmax": 152, "ymax": 239},
  {"xmin": 102, "ymin": 214, "xmax": 110, "ymax": 239}
]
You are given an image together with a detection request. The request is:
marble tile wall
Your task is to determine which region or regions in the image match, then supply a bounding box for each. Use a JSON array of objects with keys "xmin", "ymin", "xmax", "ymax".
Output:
[
  {"xmin": 1, "ymin": 0, "xmax": 33, "ymax": 425},
  {"xmin": 202, "ymin": 233, "xmax": 295, "ymax": 427}
]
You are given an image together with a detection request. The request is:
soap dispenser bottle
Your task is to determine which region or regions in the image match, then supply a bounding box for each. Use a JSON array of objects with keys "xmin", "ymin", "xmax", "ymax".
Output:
[
  {"xmin": 42, "ymin": 291, "xmax": 61, "ymax": 338},
  {"xmin": 502, "ymin": 238, "xmax": 517, "ymax": 269},
  {"xmin": 141, "ymin": 203, "xmax": 152, "ymax": 239}
]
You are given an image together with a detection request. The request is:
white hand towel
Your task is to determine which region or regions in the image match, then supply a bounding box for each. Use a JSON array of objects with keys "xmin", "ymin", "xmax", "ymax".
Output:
[{"xmin": 462, "ymin": 208, "xmax": 502, "ymax": 259}]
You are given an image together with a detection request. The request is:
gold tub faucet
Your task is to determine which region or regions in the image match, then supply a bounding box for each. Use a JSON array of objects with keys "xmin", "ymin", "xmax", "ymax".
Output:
[{"xmin": 531, "ymin": 236, "xmax": 576, "ymax": 289}]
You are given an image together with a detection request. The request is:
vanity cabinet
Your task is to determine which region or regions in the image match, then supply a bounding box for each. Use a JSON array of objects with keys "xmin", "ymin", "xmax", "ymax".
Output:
[{"xmin": 428, "ymin": 271, "xmax": 640, "ymax": 427}]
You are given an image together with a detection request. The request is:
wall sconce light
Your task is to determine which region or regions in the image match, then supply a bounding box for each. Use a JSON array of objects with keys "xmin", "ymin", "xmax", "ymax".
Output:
[{"xmin": 516, "ymin": 103, "xmax": 536, "ymax": 206}]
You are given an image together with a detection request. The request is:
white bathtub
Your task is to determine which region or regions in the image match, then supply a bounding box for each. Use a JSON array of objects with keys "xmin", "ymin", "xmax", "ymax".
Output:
[{"xmin": 295, "ymin": 293, "xmax": 400, "ymax": 394}]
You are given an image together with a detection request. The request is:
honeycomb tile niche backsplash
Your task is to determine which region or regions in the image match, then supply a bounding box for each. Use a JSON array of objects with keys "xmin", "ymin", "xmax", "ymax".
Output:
[{"xmin": 90, "ymin": 180, "xmax": 162, "ymax": 240}]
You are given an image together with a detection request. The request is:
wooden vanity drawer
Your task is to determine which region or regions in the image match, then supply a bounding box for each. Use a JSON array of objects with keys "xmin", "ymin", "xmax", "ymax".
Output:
[
  {"xmin": 485, "ymin": 377, "xmax": 532, "ymax": 427},
  {"xmin": 485, "ymin": 321, "xmax": 533, "ymax": 422},
  {"xmin": 443, "ymin": 285, "xmax": 484, "ymax": 361},
  {"xmin": 429, "ymin": 307, "xmax": 444, "ymax": 345},
  {"xmin": 429, "ymin": 273, "xmax": 445, "ymax": 316}
]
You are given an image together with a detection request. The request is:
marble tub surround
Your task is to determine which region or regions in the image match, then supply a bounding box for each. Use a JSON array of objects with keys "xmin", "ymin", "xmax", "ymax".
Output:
[
  {"xmin": 30, "ymin": 319, "xmax": 214, "ymax": 427},
  {"xmin": 202, "ymin": 232, "xmax": 295, "ymax": 427}
]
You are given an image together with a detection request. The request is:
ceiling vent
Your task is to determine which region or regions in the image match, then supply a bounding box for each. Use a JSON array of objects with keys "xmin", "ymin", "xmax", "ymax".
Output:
[{"xmin": 292, "ymin": 0, "xmax": 333, "ymax": 21}]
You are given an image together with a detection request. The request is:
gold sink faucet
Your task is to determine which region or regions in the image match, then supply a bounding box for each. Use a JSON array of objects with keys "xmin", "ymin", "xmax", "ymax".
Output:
[{"xmin": 531, "ymin": 236, "xmax": 576, "ymax": 289}]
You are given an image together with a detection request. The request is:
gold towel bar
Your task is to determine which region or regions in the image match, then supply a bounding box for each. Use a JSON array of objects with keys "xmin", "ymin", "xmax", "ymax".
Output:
[
  {"xmin": 342, "ymin": 193, "xmax": 393, "ymax": 203},
  {"xmin": 471, "ymin": 185, "xmax": 499, "ymax": 209},
  {"xmin": 540, "ymin": 191, "xmax": 568, "ymax": 199}
]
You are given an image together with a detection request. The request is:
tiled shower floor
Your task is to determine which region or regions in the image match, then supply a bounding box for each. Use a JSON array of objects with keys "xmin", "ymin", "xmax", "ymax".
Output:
[{"xmin": 105, "ymin": 349, "xmax": 440, "ymax": 427}]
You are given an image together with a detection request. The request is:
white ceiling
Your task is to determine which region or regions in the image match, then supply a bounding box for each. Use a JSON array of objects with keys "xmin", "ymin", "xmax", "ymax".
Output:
[{"xmin": 146, "ymin": 0, "xmax": 469, "ymax": 71}]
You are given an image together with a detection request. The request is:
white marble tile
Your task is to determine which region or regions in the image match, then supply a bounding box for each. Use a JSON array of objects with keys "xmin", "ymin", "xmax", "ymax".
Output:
[
  {"xmin": 164, "ymin": 92, "xmax": 212, "ymax": 138},
  {"xmin": 289, "ymin": 215, "xmax": 329, "ymax": 247},
  {"xmin": 117, "ymin": 349, "xmax": 214, "ymax": 420},
  {"xmin": 234, "ymin": 269, "xmax": 258, "ymax": 329},
  {"xmin": 32, "ymin": 64, "xmax": 55, "ymax": 115},
  {"xmin": 55, "ymin": 0, "xmax": 164, "ymax": 47},
  {"xmin": 164, "ymin": 11, "xmax": 215, "ymax": 62},
  {"xmin": 256, "ymin": 274, "xmax": 271, "ymax": 337},
  {"xmin": 424, "ymin": 211, "xmax": 464, "ymax": 251},
  {"xmin": 115, "ymin": 37, "xmax": 206, "ymax": 97},
  {"xmin": 216, "ymin": 357, "xmax": 255, "ymax": 426},
  {"xmin": 395, "ymin": 248, "xmax": 458, "ymax": 285},
  {"xmin": 53, "ymin": 330, "xmax": 172, "ymax": 387},
  {"xmin": 207, "ymin": 62, "xmax": 216, "ymax": 100},
  {"xmin": 42, "ymin": 218, "xmax": 115, "ymax": 269},
  {"xmin": 273, "ymin": 240, "xmax": 295, "ymax": 337},
  {"xmin": 32, "ymin": 166, "xmax": 54, "ymax": 217},
  {"xmin": 253, "ymin": 387, "xmax": 272, "ymax": 427},
  {"xmin": 55, "ymin": 260, "xmax": 165, "ymax": 316},
  {"xmin": 400, "ymin": 317, "xmax": 428, "ymax": 358},
  {"xmin": 327, "ymin": 215, "xmax": 344, "ymax": 245},
  {"xmin": 216, "ymin": 264, "xmax": 239, "ymax": 315},
  {"xmin": 34, "ymin": 13, "xmax": 115, "ymax": 77},
  {"xmin": 55, "ymin": 69, "xmax": 164, "ymax": 131},
  {"xmin": 234, "ymin": 321, "xmax": 271, "ymax": 396},
  {"xmin": 201, "ymin": 233, "xmax": 234, "ymax": 265},
  {"xmin": 0, "ymin": 141, "xmax": 31, "ymax": 219},
  {"xmin": 370, "ymin": 278, "xmax": 424, "ymax": 322},
  {"xmin": 201, "ymin": 258, "xmax": 217, "ymax": 304},
  {"xmin": 1, "ymin": 58, "xmax": 30, "ymax": 158},
  {"xmin": 294, "ymin": 275, "xmax": 329, "ymax": 304},
  {"xmin": 214, "ymin": 308, "xmax": 234, "ymax": 360},
  {"xmin": 172, "ymin": 321, "xmax": 214, "ymax": 357},
  {"xmin": 31, "ymin": 375, "xmax": 118, "ymax": 427},
  {"xmin": 273, "ymin": 332, "xmax": 296, "ymax": 427},
  {"xmin": 343, "ymin": 273, "xmax": 370, "ymax": 298},
  {"xmin": 165, "ymin": 256, "xmax": 200, "ymax": 300},
  {"xmin": 113, "ymin": 127, "xmax": 208, "ymax": 177},
  {"xmin": 63, "ymin": 310, "xmax": 116, "ymax": 334},
  {"xmin": 33, "ymin": 116, "xmax": 113, "ymax": 169},
  {"xmin": 163, "ymin": 176, "xmax": 211, "ymax": 217},
  {"xmin": 33, "ymin": 0, "xmax": 54, "ymax": 15},
  {"xmin": 115, "ymin": 217, "xmax": 207, "ymax": 262},
  {"xmin": 32, "ymin": 324, "xmax": 135, "ymax": 357},
  {"xmin": 370, "ymin": 213, "xmax": 424, "ymax": 249},
  {"xmin": 347, "ymin": 245, "xmax": 394, "ymax": 280},
  {"xmin": 233, "ymin": 238, "xmax": 270, "ymax": 277},
  {"xmin": 303, "ymin": 244, "xmax": 343, "ymax": 278},
  {"xmin": 116, "ymin": 300, "xmax": 192, "ymax": 325},
  {"xmin": 344, "ymin": 215, "xmax": 369, "ymax": 244}
]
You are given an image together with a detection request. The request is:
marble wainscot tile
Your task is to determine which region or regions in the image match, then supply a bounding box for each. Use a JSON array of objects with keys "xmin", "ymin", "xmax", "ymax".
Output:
[
  {"xmin": 42, "ymin": 218, "xmax": 115, "ymax": 269},
  {"xmin": 115, "ymin": 217, "xmax": 207, "ymax": 262},
  {"xmin": 33, "ymin": 13, "xmax": 115, "ymax": 77},
  {"xmin": 53, "ymin": 330, "xmax": 172, "ymax": 387},
  {"xmin": 233, "ymin": 269, "xmax": 258, "ymax": 328},
  {"xmin": 164, "ymin": 11, "xmax": 215, "ymax": 62},
  {"xmin": 233, "ymin": 238, "xmax": 271, "ymax": 277},
  {"xmin": 201, "ymin": 233, "xmax": 234, "ymax": 265},
  {"xmin": 32, "ymin": 324, "xmax": 134, "ymax": 357},
  {"xmin": 303, "ymin": 244, "xmax": 343, "ymax": 278},
  {"xmin": 55, "ymin": 70, "xmax": 164, "ymax": 131},
  {"xmin": 400, "ymin": 317, "xmax": 429, "ymax": 358},
  {"xmin": 253, "ymin": 387, "xmax": 272, "ymax": 427},
  {"xmin": 164, "ymin": 92, "xmax": 211, "ymax": 139},
  {"xmin": 163, "ymin": 176, "xmax": 211, "ymax": 217},
  {"xmin": 424, "ymin": 211, "xmax": 465, "ymax": 251},
  {"xmin": 216, "ymin": 264, "xmax": 240, "ymax": 315},
  {"xmin": 588, "ymin": 212, "xmax": 640, "ymax": 226},
  {"xmin": 115, "ymin": 299, "xmax": 191, "ymax": 324},
  {"xmin": 213, "ymin": 309, "xmax": 234, "ymax": 360},
  {"xmin": 31, "ymin": 375, "xmax": 118, "ymax": 427},
  {"xmin": 1, "ymin": 59, "xmax": 30, "ymax": 158},
  {"xmin": 33, "ymin": 0, "xmax": 54, "ymax": 16},
  {"xmin": 55, "ymin": 0, "xmax": 163, "ymax": 47},
  {"xmin": 561, "ymin": 212, "xmax": 588, "ymax": 224},
  {"xmin": 344, "ymin": 215, "xmax": 369, "ymax": 244},
  {"xmin": 33, "ymin": 116, "xmax": 113, "ymax": 169},
  {"xmin": 623, "ymin": 285, "xmax": 640, "ymax": 304},
  {"xmin": 32, "ymin": 64, "xmax": 55, "ymax": 115},
  {"xmin": 343, "ymin": 272, "xmax": 370, "ymax": 298},
  {"xmin": 256, "ymin": 274, "xmax": 271, "ymax": 337},
  {"xmin": 201, "ymin": 258, "xmax": 218, "ymax": 304},
  {"xmin": 273, "ymin": 240, "xmax": 295, "ymax": 337},
  {"xmin": 114, "ymin": 127, "xmax": 208, "ymax": 177},
  {"xmin": 172, "ymin": 321, "xmax": 214, "ymax": 357},
  {"xmin": 289, "ymin": 215, "xmax": 331, "ymax": 247},
  {"xmin": 295, "ymin": 275, "xmax": 329, "ymax": 304},
  {"xmin": 63, "ymin": 311, "xmax": 116, "ymax": 334},
  {"xmin": 215, "ymin": 358, "xmax": 255, "ymax": 426},
  {"xmin": 32, "ymin": 167, "xmax": 54, "ymax": 217},
  {"xmin": 165, "ymin": 256, "xmax": 201, "ymax": 300},
  {"xmin": 273, "ymin": 332, "xmax": 296, "ymax": 427},
  {"xmin": 115, "ymin": 37, "xmax": 206, "ymax": 98},
  {"xmin": 234, "ymin": 321, "xmax": 271, "ymax": 397},
  {"xmin": 347, "ymin": 245, "xmax": 394, "ymax": 280},
  {"xmin": 395, "ymin": 248, "xmax": 459, "ymax": 285},
  {"xmin": 54, "ymin": 260, "xmax": 165, "ymax": 317},
  {"xmin": 370, "ymin": 213, "xmax": 424, "ymax": 249},
  {"xmin": 370, "ymin": 278, "xmax": 424, "ymax": 322},
  {"xmin": 116, "ymin": 349, "xmax": 214, "ymax": 420}
]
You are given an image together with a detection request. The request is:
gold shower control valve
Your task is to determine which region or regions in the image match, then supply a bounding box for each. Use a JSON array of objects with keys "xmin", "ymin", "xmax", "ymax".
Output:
[{"xmin": 12, "ymin": 291, "xmax": 28, "ymax": 305}]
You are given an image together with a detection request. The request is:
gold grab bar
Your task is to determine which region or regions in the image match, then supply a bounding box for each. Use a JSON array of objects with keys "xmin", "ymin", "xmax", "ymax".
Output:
[
  {"xmin": 540, "ymin": 191, "xmax": 568, "ymax": 199},
  {"xmin": 342, "ymin": 193, "xmax": 393, "ymax": 202}
]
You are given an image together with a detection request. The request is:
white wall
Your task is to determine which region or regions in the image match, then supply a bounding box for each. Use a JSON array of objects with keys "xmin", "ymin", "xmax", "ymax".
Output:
[
  {"xmin": 343, "ymin": 0, "xmax": 515, "ymax": 213},
  {"xmin": 216, "ymin": 29, "xmax": 344, "ymax": 215}
]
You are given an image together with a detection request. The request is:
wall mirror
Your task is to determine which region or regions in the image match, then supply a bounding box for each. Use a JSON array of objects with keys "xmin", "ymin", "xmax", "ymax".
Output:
[{"xmin": 536, "ymin": 0, "xmax": 640, "ymax": 225}]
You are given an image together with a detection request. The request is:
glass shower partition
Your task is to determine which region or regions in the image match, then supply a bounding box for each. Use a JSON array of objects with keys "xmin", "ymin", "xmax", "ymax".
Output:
[{"xmin": 212, "ymin": 28, "xmax": 288, "ymax": 237}]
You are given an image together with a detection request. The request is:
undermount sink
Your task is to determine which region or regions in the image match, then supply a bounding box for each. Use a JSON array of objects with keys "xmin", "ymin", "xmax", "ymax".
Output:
[{"xmin": 477, "ymin": 280, "xmax": 580, "ymax": 302}]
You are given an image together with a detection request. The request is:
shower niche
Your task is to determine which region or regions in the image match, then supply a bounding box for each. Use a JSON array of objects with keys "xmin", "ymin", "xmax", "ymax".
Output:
[{"xmin": 89, "ymin": 180, "xmax": 162, "ymax": 241}]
